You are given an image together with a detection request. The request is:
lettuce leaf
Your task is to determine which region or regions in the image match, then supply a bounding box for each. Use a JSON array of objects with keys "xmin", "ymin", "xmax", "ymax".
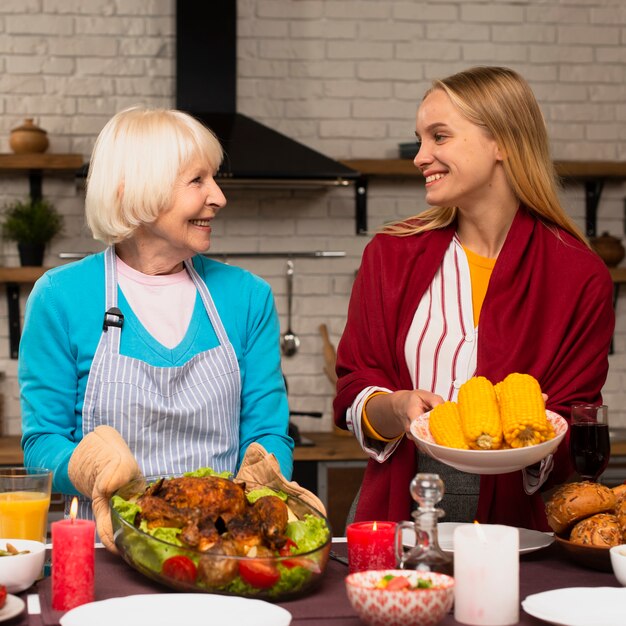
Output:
[
  {"xmin": 183, "ymin": 467, "xmax": 233, "ymax": 479},
  {"xmin": 246, "ymin": 487, "xmax": 288, "ymax": 504},
  {"xmin": 285, "ymin": 514, "xmax": 330, "ymax": 554},
  {"xmin": 111, "ymin": 495, "xmax": 140, "ymax": 525}
]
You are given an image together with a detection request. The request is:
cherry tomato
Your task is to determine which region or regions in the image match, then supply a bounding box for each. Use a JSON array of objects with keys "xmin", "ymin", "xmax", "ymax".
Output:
[
  {"xmin": 238, "ymin": 559, "xmax": 280, "ymax": 589},
  {"xmin": 161, "ymin": 555, "xmax": 197, "ymax": 584},
  {"xmin": 278, "ymin": 538, "xmax": 298, "ymax": 557},
  {"xmin": 278, "ymin": 538, "xmax": 320, "ymax": 572},
  {"xmin": 385, "ymin": 576, "xmax": 412, "ymax": 591},
  {"xmin": 0, "ymin": 584, "xmax": 6, "ymax": 609}
]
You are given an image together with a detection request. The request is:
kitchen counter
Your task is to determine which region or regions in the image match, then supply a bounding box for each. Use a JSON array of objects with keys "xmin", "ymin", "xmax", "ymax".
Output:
[
  {"xmin": 1, "ymin": 431, "xmax": 625, "ymax": 466},
  {"xmin": 0, "ymin": 433, "xmax": 367, "ymax": 466}
]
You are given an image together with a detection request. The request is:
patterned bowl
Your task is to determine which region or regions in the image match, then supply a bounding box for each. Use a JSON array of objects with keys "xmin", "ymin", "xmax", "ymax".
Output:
[{"xmin": 345, "ymin": 569, "xmax": 454, "ymax": 626}]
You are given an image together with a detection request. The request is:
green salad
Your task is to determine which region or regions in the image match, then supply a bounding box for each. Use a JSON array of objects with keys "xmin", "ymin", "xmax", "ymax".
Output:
[{"xmin": 111, "ymin": 469, "xmax": 330, "ymax": 598}]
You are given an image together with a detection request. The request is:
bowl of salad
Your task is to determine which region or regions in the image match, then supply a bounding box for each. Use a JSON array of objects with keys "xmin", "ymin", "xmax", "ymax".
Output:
[
  {"xmin": 110, "ymin": 470, "xmax": 331, "ymax": 601},
  {"xmin": 345, "ymin": 570, "xmax": 454, "ymax": 626}
]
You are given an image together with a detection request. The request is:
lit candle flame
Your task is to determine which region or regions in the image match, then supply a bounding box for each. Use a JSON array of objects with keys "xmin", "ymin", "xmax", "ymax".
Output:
[
  {"xmin": 372, "ymin": 521, "xmax": 378, "ymax": 531},
  {"xmin": 69, "ymin": 496, "xmax": 78, "ymax": 522},
  {"xmin": 473, "ymin": 520, "xmax": 487, "ymax": 543}
]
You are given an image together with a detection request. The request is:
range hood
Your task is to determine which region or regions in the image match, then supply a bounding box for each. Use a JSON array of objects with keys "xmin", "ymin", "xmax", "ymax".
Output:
[{"xmin": 176, "ymin": 0, "xmax": 362, "ymax": 193}]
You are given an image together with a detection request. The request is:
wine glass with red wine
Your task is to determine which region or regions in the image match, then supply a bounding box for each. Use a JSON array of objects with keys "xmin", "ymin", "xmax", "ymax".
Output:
[{"xmin": 569, "ymin": 404, "xmax": 610, "ymax": 482}]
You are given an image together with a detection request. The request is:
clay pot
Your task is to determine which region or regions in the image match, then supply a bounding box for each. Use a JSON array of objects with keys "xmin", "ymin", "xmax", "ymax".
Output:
[
  {"xmin": 590, "ymin": 231, "xmax": 625, "ymax": 267},
  {"xmin": 9, "ymin": 118, "xmax": 49, "ymax": 154}
]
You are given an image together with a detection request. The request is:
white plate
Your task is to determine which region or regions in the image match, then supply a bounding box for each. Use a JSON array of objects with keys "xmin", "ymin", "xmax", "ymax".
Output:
[
  {"xmin": 401, "ymin": 523, "xmax": 553, "ymax": 555},
  {"xmin": 410, "ymin": 410, "xmax": 567, "ymax": 474},
  {"xmin": 438, "ymin": 522, "xmax": 553, "ymax": 554},
  {"xmin": 60, "ymin": 594, "xmax": 292, "ymax": 626},
  {"xmin": 522, "ymin": 587, "xmax": 626, "ymax": 626},
  {"xmin": 0, "ymin": 594, "xmax": 25, "ymax": 622}
]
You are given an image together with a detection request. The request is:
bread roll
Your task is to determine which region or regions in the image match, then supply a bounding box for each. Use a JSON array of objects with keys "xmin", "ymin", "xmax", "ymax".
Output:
[
  {"xmin": 545, "ymin": 482, "xmax": 616, "ymax": 535},
  {"xmin": 613, "ymin": 483, "xmax": 626, "ymax": 503},
  {"xmin": 615, "ymin": 495, "xmax": 626, "ymax": 542},
  {"xmin": 569, "ymin": 513, "xmax": 622, "ymax": 547}
]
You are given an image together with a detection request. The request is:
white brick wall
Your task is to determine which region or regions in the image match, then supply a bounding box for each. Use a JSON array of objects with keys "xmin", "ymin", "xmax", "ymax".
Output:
[{"xmin": 0, "ymin": 0, "xmax": 625, "ymax": 437}]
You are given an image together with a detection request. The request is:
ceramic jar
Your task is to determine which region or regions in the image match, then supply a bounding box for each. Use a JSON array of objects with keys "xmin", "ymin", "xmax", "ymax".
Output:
[
  {"xmin": 9, "ymin": 118, "xmax": 49, "ymax": 154},
  {"xmin": 590, "ymin": 231, "xmax": 625, "ymax": 267}
]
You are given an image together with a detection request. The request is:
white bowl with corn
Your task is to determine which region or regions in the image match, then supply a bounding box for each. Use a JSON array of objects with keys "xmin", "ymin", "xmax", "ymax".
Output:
[{"xmin": 410, "ymin": 373, "xmax": 567, "ymax": 474}]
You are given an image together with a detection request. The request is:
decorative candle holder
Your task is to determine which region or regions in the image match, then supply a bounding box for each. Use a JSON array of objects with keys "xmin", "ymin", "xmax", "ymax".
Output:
[{"xmin": 346, "ymin": 521, "xmax": 397, "ymax": 573}]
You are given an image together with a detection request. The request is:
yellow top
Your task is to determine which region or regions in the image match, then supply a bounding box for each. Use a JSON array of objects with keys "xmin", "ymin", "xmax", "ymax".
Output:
[
  {"xmin": 462, "ymin": 245, "xmax": 496, "ymax": 328},
  {"xmin": 362, "ymin": 245, "xmax": 495, "ymax": 441}
]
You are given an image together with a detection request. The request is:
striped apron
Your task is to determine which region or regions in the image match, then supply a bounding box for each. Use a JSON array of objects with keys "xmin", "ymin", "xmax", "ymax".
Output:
[{"xmin": 67, "ymin": 246, "xmax": 241, "ymax": 518}]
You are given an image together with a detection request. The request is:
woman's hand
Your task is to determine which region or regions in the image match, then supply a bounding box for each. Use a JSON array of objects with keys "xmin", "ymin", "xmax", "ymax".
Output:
[
  {"xmin": 68, "ymin": 426, "xmax": 142, "ymax": 552},
  {"xmin": 366, "ymin": 389, "xmax": 445, "ymax": 439}
]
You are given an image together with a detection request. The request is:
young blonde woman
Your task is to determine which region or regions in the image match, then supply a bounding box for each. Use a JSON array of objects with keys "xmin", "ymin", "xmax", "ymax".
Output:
[
  {"xmin": 334, "ymin": 66, "xmax": 614, "ymax": 531},
  {"xmin": 19, "ymin": 107, "xmax": 294, "ymax": 548}
]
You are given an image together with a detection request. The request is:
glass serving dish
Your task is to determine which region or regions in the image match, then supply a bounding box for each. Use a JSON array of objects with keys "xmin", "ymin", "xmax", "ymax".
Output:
[{"xmin": 110, "ymin": 477, "xmax": 331, "ymax": 601}]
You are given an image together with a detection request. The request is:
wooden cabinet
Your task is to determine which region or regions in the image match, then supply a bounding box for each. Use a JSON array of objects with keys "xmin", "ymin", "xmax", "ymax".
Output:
[{"xmin": 293, "ymin": 432, "xmax": 367, "ymax": 534}]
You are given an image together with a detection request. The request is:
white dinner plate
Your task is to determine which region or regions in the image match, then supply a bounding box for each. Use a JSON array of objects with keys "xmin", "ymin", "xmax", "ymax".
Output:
[
  {"xmin": 401, "ymin": 523, "xmax": 554, "ymax": 555},
  {"xmin": 522, "ymin": 587, "xmax": 626, "ymax": 626},
  {"xmin": 410, "ymin": 410, "xmax": 567, "ymax": 474},
  {"xmin": 0, "ymin": 594, "xmax": 25, "ymax": 622},
  {"xmin": 60, "ymin": 593, "xmax": 292, "ymax": 626},
  {"xmin": 438, "ymin": 522, "xmax": 553, "ymax": 554}
]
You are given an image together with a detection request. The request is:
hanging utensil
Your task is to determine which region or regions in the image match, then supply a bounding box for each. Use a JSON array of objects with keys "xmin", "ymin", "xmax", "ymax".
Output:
[
  {"xmin": 318, "ymin": 323, "xmax": 337, "ymax": 385},
  {"xmin": 281, "ymin": 260, "xmax": 300, "ymax": 356}
]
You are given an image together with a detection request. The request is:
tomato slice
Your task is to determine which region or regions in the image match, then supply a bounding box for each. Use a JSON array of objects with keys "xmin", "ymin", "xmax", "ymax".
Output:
[
  {"xmin": 278, "ymin": 538, "xmax": 320, "ymax": 572},
  {"xmin": 161, "ymin": 555, "xmax": 197, "ymax": 584},
  {"xmin": 239, "ymin": 559, "xmax": 280, "ymax": 589},
  {"xmin": 281, "ymin": 555, "xmax": 321, "ymax": 573},
  {"xmin": 278, "ymin": 538, "xmax": 298, "ymax": 556},
  {"xmin": 385, "ymin": 576, "xmax": 412, "ymax": 591}
]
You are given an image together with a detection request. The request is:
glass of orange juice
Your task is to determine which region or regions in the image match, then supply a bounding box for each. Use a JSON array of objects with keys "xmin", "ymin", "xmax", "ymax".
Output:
[{"xmin": 0, "ymin": 467, "xmax": 52, "ymax": 543}]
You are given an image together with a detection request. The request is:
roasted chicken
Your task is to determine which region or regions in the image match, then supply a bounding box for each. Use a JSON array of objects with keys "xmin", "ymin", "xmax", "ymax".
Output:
[{"xmin": 134, "ymin": 476, "xmax": 290, "ymax": 557}]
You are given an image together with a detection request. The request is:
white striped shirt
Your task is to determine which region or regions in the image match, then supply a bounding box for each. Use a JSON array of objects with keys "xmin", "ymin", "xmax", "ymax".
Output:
[{"xmin": 347, "ymin": 237, "xmax": 477, "ymax": 461}]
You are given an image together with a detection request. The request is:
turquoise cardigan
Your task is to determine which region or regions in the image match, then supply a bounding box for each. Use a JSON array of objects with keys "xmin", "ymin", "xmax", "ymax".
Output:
[{"xmin": 19, "ymin": 252, "xmax": 293, "ymax": 494}]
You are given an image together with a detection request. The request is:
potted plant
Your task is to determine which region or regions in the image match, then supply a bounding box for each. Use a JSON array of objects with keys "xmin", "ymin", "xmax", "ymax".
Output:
[{"xmin": 2, "ymin": 198, "xmax": 64, "ymax": 266}]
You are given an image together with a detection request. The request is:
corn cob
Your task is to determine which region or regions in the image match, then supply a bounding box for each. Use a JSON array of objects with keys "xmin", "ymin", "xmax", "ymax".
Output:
[
  {"xmin": 458, "ymin": 376, "xmax": 503, "ymax": 450},
  {"xmin": 429, "ymin": 401, "xmax": 469, "ymax": 449},
  {"xmin": 496, "ymin": 373, "xmax": 553, "ymax": 448}
]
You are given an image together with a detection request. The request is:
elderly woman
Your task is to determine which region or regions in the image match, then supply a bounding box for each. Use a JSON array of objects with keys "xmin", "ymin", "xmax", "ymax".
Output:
[
  {"xmin": 334, "ymin": 66, "xmax": 614, "ymax": 531},
  {"xmin": 19, "ymin": 107, "xmax": 293, "ymax": 548}
]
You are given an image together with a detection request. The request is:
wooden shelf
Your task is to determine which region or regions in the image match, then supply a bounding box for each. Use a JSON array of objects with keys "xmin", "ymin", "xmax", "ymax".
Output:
[
  {"xmin": 610, "ymin": 268, "xmax": 626, "ymax": 284},
  {"xmin": 341, "ymin": 159, "xmax": 626, "ymax": 179},
  {"xmin": 0, "ymin": 267, "xmax": 48, "ymax": 283},
  {"xmin": 0, "ymin": 153, "xmax": 83, "ymax": 170},
  {"xmin": 0, "ymin": 267, "xmax": 50, "ymax": 359},
  {"xmin": 0, "ymin": 152, "xmax": 85, "ymax": 205},
  {"xmin": 341, "ymin": 159, "xmax": 626, "ymax": 239}
]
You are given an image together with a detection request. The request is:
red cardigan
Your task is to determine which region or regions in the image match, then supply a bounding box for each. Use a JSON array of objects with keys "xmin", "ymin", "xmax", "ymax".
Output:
[{"xmin": 334, "ymin": 208, "xmax": 614, "ymax": 531}]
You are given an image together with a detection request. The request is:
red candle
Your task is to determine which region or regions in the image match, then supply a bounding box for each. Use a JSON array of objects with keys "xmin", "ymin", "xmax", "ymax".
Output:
[
  {"xmin": 52, "ymin": 497, "xmax": 95, "ymax": 611},
  {"xmin": 346, "ymin": 521, "xmax": 397, "ymax": 573}
]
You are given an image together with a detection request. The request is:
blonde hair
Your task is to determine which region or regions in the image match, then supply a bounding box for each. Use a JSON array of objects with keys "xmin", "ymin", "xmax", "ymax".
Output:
[
  {"xmin": 384, "ymin": 66, "xmax": 587, "ymax": 246},
  {"xmin": 85, "ymin": 106, "xmax": 223, "ymax": 245}
]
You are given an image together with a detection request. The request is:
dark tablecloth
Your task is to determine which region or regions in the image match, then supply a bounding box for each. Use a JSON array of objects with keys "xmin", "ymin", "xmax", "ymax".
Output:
[{"xmin": 13, "ymin": 541, "xmax": 622, "ymax": 625}]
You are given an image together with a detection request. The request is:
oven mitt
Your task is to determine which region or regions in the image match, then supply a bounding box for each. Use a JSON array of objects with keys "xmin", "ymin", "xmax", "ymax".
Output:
[
  {"xmin": 68, "ymin": 425, "xmax": 142, "ymax": 553},
  {"xmin": 236, "ymin": 443, "xmax": 327, "ymax": 516}
]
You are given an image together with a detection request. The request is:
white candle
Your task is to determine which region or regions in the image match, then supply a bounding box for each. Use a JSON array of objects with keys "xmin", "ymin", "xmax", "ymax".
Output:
[{"xmin": 453, "ymin": 523, "xmax": 519, "ymax": 626}]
